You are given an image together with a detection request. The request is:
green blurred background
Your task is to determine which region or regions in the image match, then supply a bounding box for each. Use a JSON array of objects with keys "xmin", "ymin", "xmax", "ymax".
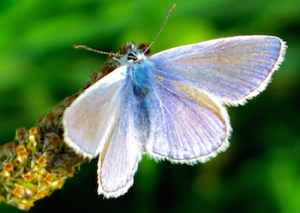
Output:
[{"xmin": 0, "ymin": 0, "xmax": 299, "ymax": 212}]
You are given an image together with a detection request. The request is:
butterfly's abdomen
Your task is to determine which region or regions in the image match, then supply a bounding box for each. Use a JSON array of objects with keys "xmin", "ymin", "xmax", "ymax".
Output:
[{"xmin": 126, "ymin": 60, "xmax": 155, "ymax": 145}]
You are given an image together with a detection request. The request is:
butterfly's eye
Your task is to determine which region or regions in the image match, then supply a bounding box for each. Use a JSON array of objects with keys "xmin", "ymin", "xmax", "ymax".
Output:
[
  {"xmin": 119, "ymin": 44, "xmax": 128, "ymax": 55},
  {"xmin": 137, "ymin": 43, "xmax": 150, "ymax": 55},
  {"xmin": 127, "ymin": 53, "xmax": 138, "ymax": 61}
]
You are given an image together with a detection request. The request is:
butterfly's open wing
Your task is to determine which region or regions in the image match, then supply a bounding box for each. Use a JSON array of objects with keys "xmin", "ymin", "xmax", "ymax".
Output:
[
  {"xmin": 145, "ymin": 35, "xmax": 286, "ymax": 163},
  {"xmin": 63, "ymin": 66, "xmax": 143, "ymax": 198},
  {"xmin": 146, "ymin": 78, "xmax": 230, "ymax": 164},
  {"xmin": 149, "ymin": 35, "xmax": 286, "ymax": 106}
]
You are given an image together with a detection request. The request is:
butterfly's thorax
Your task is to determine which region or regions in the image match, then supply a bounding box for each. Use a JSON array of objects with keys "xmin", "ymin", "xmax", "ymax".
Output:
[{"xmin": 117, "ymin": 42, "xmax": 155, "ymax": 97}]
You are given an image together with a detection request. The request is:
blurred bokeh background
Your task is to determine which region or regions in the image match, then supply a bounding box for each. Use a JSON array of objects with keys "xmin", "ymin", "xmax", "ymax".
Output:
[{"xmin": 0, "ymin": 0, "xmax": 299, "ymax": 212}]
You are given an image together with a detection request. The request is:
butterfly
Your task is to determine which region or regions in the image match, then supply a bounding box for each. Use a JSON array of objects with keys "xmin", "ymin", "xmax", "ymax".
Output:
[{"xmin": 62, "ymin": 5, "xmax": 286, "ymax": 198}]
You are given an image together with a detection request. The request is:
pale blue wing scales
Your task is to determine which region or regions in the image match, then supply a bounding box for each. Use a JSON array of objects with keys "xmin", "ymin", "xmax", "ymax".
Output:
[
  {"xmin": 63, "ymin": 65, "xmax": 144, "ymax": 198},
  {"xmin": 146, "ymin": 78, "xmax": 230, "ymax": 164},
  {"xmin": 98, "ymin": 81, "xmax": 144, "ymax": 198},
  {"xmin": 149, "ymin": 35, "xmax": 286, "ymax": 105},
  {"xmin": 63, "ymin": 66, "xmax": 128, "ymax": 158}
]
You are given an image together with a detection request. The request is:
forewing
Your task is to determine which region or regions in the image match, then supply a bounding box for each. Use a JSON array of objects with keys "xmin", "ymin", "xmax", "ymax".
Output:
[
  {"xmin": 146, "ymin": 77, "xmax": 230, "ymax": 164},
  {"xmin": 63, "ymin": 66, "xmax": 128, "ymax": 158},
  {"xmin": 149, "ymin": 35, "xmax": 286, "ymax": 105}
]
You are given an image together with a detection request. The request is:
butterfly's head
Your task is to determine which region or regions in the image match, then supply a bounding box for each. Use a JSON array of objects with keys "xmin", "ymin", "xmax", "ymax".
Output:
[{"xmin": 118, "ymin": 42, "xmax": 150, "ymax": 65}]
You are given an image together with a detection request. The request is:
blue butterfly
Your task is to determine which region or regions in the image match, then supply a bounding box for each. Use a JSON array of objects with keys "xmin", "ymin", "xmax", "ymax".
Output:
[{"xmin": 62, "ymin": 5, "xmax": 286, "ymax": 198}]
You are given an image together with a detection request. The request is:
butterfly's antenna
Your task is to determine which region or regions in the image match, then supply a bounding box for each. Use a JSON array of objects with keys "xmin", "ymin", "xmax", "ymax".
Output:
[
  {"xmin": 144, "ymin": 4, "xmax": 176, "ymax": 54},
  {"xmin": 74, "ymin": 45, "xmax": 124, "ymax": 58}
]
